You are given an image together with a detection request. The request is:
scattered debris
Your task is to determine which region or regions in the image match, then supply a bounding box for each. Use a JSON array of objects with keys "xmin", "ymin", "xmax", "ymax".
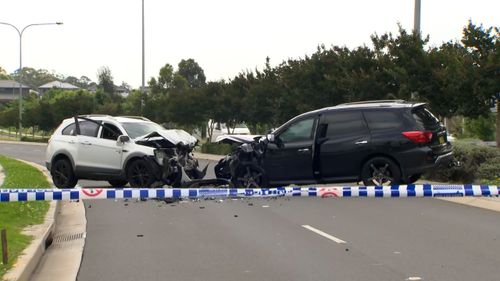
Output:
[
  {"xmin": 234, "ymin": 215, "xmax": 238, "ymax": 217},
  {"xmin": 137, "ymin": 234, "xmax": 144, "ymax": 238},
  {"xmin": 200, "ymin": 206, "xmax": 206, "ymax": 209},
  {"xmin": 262, "ymin": 205, "xmax": 269, "ymax": 208}
]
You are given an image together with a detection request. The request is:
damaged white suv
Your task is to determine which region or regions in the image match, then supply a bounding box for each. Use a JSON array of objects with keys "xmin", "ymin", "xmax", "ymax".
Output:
[{"xmin": 45, "ymin": 115, "xmax": 205, "ymax": 188}]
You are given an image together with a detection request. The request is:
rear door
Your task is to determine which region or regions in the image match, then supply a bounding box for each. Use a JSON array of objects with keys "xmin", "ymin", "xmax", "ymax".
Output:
[
  {"xmin": 318, "ymin": 111, "xmax": 372, "ymax": 181},
  {"xmin": 264, "ymin": 117, "xmax": 317, "ymax": 184}
]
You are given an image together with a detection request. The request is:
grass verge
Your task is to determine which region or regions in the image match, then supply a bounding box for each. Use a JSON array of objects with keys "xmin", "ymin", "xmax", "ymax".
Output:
[{"xmin": 0, "ymin": 155, "xmax": 50, "ymax": 278}]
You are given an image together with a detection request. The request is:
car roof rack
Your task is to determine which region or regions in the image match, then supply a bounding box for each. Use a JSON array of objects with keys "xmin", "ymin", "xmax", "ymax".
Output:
[
  {"xmin": 118, "ymin": 116, "xmax": 151, "ymax": 121},
  {"xmin": 339, "ymin": 100, "xmax": 406, "ymax": 106}
]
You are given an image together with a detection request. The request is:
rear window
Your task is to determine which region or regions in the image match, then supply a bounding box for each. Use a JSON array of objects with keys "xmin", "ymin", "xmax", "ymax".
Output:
[
  {"xmin": 412, "ymin": 106, "xmax": 441, "ymax": 130},
  {"xmin": 364, "ymin": 110, "xmax": 404, "ymax": 130}
]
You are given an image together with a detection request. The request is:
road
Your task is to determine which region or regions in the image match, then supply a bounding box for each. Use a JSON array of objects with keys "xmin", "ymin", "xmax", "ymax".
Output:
[{"xmin": 1, "ymin": 142, "xmax": 499, "ymax": 281}]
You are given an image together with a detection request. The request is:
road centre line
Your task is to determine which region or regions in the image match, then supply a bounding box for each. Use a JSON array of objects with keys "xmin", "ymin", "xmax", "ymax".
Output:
[{"xmin": 302, "ymin": 225, "xmax": 347, "ymax": 244}]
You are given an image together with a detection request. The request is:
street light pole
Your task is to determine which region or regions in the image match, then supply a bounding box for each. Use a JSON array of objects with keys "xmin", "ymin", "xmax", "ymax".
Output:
[
  {"xmin": 141, "ymin": 0, "xmax": 146, "ymax": 114},
  {"xmin": 0, "ymin": 22, "xmax": 62, "ymax": 139},
  {"xmin": 414, "ymin": 0, "xmax": 421, "ymax": 34}
]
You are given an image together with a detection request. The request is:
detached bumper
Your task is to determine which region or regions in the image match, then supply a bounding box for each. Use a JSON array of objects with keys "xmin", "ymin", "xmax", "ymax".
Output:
[{"xmin": 435, "ymin": 151, "xmax": 455, "ymax": 167}]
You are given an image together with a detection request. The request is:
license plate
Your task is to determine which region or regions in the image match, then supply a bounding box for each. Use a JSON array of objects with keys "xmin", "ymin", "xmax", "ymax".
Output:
[{"xmin": 439, "ymin": 136, "xmax": 445, "ymax": 144}]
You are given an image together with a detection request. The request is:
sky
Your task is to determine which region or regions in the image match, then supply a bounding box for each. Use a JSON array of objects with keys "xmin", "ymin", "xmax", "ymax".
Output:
[{"xmin": 0, "ymin": 0, "xmax": 498, "ymax": 89}]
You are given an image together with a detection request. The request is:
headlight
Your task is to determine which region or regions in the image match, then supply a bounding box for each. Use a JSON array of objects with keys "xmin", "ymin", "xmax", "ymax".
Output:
[{"xmin": 154, "ymin": 149, "xmax": 166, "ymax": 164}]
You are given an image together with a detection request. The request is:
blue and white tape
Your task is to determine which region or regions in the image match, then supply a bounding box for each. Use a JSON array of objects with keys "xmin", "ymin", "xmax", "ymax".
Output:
[{"xmin": 0, "ymin": 184, "xmax": 499, "ymax": 202}]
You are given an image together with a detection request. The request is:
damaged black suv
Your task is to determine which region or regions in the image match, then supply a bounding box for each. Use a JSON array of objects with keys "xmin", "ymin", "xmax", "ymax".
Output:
[{"xmin": 216, "ymin": 100, "xmax": 454, "ymax": 187}]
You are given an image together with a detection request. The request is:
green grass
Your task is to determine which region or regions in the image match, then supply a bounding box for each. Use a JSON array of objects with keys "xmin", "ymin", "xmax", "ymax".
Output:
[{"xmin": 0, "ymin": 155, "xmax": 50, "ymax": 278}]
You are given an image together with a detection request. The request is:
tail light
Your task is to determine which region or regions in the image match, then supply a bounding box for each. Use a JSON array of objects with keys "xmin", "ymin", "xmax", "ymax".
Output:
[{"xmin": 402, "ymin": 131, "xmax": 433, "ymax": 144}]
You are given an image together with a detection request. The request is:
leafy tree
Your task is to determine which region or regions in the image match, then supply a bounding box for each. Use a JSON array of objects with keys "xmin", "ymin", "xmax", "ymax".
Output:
[
  {"xmin": 177, "ymin": 59, "xmax": 206, "ymax": 88},
  {"xmin": 97, "ymin": 66, "xmax": 115, "ymax": 94},
  {"xmin": 461, "ymin": 21, "xmax": 500, "ymax": 146},
  {"xmin": 0, "ymin": 66, "xmax": 10, "ymax": 79},
  {"xmin": 10, "ymin": 67, "xmax": 58, "ymax": 88}
]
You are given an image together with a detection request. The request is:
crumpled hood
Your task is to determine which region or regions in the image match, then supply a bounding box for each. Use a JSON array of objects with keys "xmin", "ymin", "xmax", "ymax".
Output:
[
  {"xmin": 137, "ymin": 129, "xmax": 197, "ymax": 147},
  {"xmin": 215, "ymin": 134, "xmax": 262, "ymax": 144}
]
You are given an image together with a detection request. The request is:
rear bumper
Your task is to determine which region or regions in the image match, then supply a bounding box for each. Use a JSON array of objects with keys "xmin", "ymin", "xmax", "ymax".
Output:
[{"xmin": 400, "ymin": 146, "xmax": 455, "ymax": 177}]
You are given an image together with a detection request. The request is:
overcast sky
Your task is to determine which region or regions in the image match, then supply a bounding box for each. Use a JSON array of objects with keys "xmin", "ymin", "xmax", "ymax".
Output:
[{"xmin": 0, "ymin": 0, "xmax": 498, "ymax": 88}]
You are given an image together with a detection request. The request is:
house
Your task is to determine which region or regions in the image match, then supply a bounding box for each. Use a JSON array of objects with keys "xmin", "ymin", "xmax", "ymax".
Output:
[
  {"xmin": 38, "ymin": 81, "xmax": 79, "ymax": 96},
  {"xmin": 0, "ymin": 80, "xmax": 30, "ymax": 104}
]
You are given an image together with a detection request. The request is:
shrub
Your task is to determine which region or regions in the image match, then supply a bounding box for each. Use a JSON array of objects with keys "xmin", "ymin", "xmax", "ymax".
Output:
[
  {"xmin": 425, "ymin": 141, "xmax": 499, "ymax": 183},
  {"xmin": 201, "ymin": 142, "xmax": 235, "ymax": 155}
]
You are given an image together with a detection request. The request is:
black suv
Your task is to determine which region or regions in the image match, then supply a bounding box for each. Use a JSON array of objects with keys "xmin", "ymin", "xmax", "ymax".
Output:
[{"xmin": 216, "ymin": 100, "xmax": 454, "ymax": 187}]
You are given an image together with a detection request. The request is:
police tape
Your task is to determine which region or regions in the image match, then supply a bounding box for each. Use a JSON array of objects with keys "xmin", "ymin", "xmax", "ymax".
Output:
[{"xmin": 0, "ymin": 184, "xmax": 499, "ymax": 202}]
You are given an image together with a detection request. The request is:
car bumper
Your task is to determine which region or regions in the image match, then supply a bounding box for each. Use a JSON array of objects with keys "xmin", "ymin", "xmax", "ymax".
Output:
[{"xmin": 45, "ymin": 161, "xmax": 51, "ymax": 171}]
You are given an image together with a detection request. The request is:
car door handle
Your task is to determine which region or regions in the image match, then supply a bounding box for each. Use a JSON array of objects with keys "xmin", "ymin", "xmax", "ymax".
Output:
[
  {"xmin": 80, "ymin": 141, "xmax": 92, "ymax": 146},
  {"xmin": 68, "ymin": 140, "xmax": 76, "ymax": 144},
  {"xmin": 355, "ymin": 140, "xmax": 368, "ymax": 145},
  {"xmin": 297, "ymin": 148, "xmax": 310, "ymax": 154}
]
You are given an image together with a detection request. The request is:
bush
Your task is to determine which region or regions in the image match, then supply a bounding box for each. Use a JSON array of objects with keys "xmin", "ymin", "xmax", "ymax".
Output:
[
  {"xmin": 425, "ymin": 141, "xmax": 499, "ymax": 184},
  {"xmin": 201, "ymin": 142, "xmax": 235, "ymax": 155}
]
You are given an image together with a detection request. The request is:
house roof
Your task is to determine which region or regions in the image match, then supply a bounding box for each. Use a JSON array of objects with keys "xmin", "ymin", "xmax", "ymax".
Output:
[
  {"xmin": 0, "ymin": 80, "xmax": 30, "ymax": 89},
  {"xmin": 39, "ymin": 81, "xmax": 79, "ymax": 90}
]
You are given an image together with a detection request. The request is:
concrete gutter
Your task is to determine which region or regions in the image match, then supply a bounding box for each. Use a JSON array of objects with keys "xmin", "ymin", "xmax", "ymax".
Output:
[
  {"xmin": 0, "ymin": 140, "xmax": 47, "ymax": 147},
  {"xmin": 2, "ymin": 160, "xmax": 59, "ymax": 281}
]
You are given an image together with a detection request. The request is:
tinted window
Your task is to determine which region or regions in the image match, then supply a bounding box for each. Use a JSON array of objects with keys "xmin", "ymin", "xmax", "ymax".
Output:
[
  {"xmin": 79, "ymin": 121, "xmax": 99, "ymax": 137},
  {"xmin": 324, "ymin": 111, "xmax": 368, "ymax": 138},
  {"xmin": 412, "ymin": 106, "xmax": 440, "ymax": 130},
  {"xmin": 62, "ymin": 123, "xmax": 76, "ymax": 136},
  {"xmin": 279, "ymin": 118, "xmax": 315, "ymax": 143},
  {"xmin": 364, "ymin": 110, "xmax": 404, "ymax": 130},
  {"xmin": 101, "ymin": 123, "xmax": 123, "ymax": 140}
]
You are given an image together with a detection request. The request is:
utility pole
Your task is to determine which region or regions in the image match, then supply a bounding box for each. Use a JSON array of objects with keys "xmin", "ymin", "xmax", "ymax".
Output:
[
  {"xmin": 414, "ymin": 0, "xmax": 421, "ymax": 34},
  {"xmin": 141, "ymin": 0, "xmax": 146, "ymax": 114}
]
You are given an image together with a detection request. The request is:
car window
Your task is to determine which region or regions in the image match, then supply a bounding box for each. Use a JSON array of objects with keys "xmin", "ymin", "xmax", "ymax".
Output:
[
  {"xmin": 78, "ymin": 121, "xmax": 99, "ymax": 137},
  {"xmin": 412, "ymin": 106, "xmax": 441, "ymax": 130},
  {"xmin": 62, "ymin": 123, "xmax": 76, "ymax": 136},
  {"xmin": 364, "ymin": 110, "xmax": 404, "ymax": 130},
  {"xmin": 279, "ymin": 118, "xmax": 315, "ymax": 143},
  {"xmin": 101, "ymin": 123, "xmax": 123, "ymax": 141},
  {"xmin": 324, "ymin": 111, "xmax": 368, "ymax": 138}
]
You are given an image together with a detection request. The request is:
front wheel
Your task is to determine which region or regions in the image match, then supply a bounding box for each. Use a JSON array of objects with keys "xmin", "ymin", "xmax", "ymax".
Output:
[
  {"xmin": 126, "ymin": 159, "xmax": 155, "ymax": 188},
  {"xmin": 361, "ymin": 157, "xmax": 401, "ymax": 186},
  {"xmin": 231, "ymin": 164, "xmax": 267, "ymax": 189},
  {"xmin": 51, "ymin": 158, "xmax": 78, "ymax": 188}
]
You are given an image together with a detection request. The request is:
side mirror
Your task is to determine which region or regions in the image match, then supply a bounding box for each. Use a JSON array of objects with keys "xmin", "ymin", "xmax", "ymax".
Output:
[
  {"xmin": 266, "ymin": 133, "xmax": 275, "ymax": 143},
  {"xmin": 117, "ymin": 135, "xmax": 130, "ymax": 144}
]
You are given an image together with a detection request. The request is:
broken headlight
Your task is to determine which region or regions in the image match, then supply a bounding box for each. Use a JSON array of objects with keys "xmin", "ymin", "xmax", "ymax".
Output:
[{"xmin": 154, "ymin": 149, "xmax": 166, "ymax": 164}]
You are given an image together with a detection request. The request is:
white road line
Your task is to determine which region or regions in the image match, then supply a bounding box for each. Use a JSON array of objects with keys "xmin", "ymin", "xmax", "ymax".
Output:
[{"xmin": 302, "ymin": 225, "xmax": 347, "ymax": 244}]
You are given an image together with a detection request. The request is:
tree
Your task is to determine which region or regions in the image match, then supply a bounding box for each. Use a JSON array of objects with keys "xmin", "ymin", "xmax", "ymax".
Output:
[
  {"xmin": 97, "ymin": 66, "xmax": 115, "ymax": 94},
  {"xmin": 10, "ymin": 67, "xmax": 58, "ymax": 88},
  {"xmin": 177, "ymin": 59, "xmax": 206, "ymax": 88},
  {"xmin": 0, "ymin": 66, "xmax": 10, "ymax": 79},
  {"xmin": 461, "ymin": 21, "xmax": 500, "ymax": 147}
]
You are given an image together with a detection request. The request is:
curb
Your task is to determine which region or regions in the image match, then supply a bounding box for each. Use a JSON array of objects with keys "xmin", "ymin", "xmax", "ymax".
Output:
[
  {"xmin": 0, "ymin": 163, "xmax": 4, "ymax": 186},
  {"xmin": 2, "ymin": 160, "xmax": 59, "ymax": 281},
  {"xmin": 0, "ymin": 140, "xmax": 47, "ymax": 147}
]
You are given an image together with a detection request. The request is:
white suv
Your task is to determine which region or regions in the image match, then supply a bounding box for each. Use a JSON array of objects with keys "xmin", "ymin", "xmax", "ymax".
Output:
[{"xmin": 45, "ymin": 115, "xmax": 198, "ymax": 188}]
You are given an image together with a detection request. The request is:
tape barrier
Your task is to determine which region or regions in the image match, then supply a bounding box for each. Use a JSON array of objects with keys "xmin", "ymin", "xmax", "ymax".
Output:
[{"xmin": 0, "ymin": 184, "xmax": 499, "ymax": 202}]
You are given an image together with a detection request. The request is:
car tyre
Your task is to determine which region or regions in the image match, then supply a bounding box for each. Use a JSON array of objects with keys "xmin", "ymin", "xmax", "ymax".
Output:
[
  {"xmin": 361, "ymin": 157, "xmax": 401, "ymax": 186},
  {"xmin": 51, "ymin": 158, "xmax": 78, "ymax": 188},
  {"xmin": 108, "ymin": 180, "xmax": 128, "ymax": 187},
  {"xmin": 126, "ymin": 159, "xmax": 155, "ymax": 188},
  {"xmin": 231, "ymin": 164, "xmax": 268, "ymax": 189}
]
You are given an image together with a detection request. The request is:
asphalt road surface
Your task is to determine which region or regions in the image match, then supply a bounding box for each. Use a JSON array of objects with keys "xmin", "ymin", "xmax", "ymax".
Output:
[{"xmin": 1, "ymin": 142, "xmax": 499, "ymax": 281}]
